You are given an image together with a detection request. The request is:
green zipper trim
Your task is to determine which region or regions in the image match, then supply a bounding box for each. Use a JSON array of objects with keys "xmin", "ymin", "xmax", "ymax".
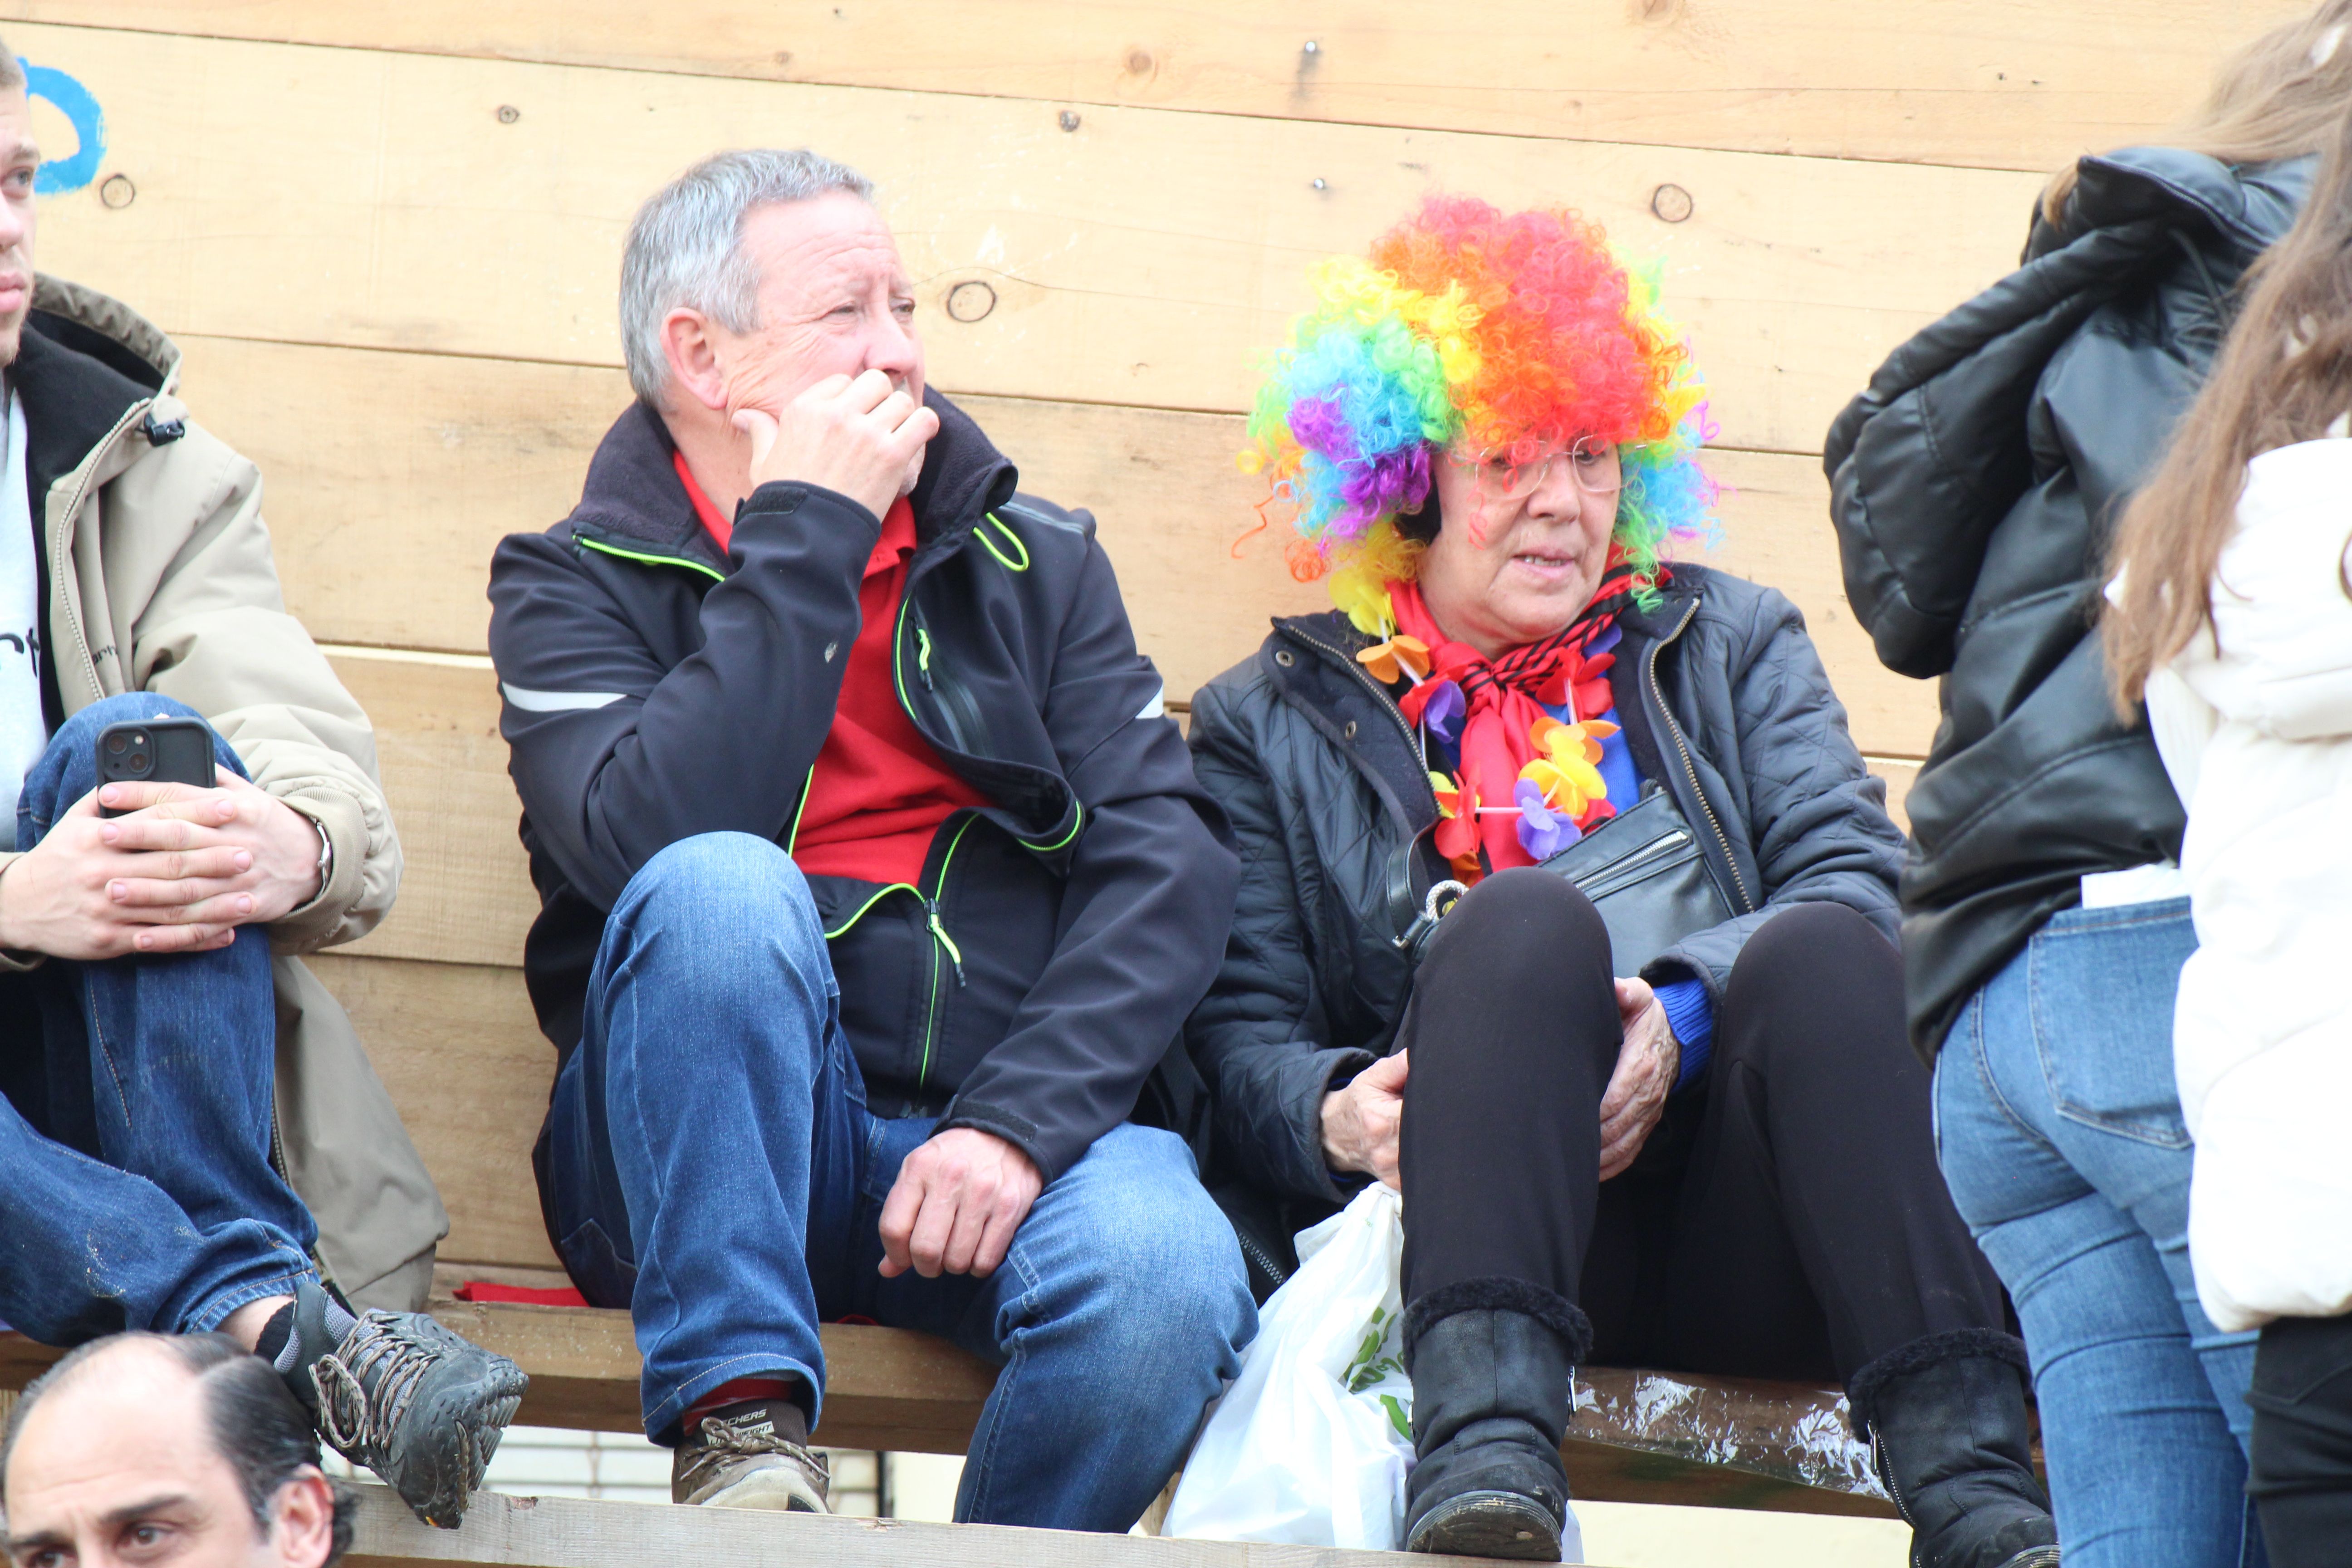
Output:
[
  {"xmin": 813, "ymin": 813, "xmax": 979, "ymax": 1089},
  {"xmin": 785, "ymin": 765, "xmax": 817, "ymax": 854},
  {"xmin": 978, "ymin": 512, "xmax": 1031, "ymax": 572},
  {"xmin": 577, "ymin": 535, "xmax": 726, "ymax": 583},
  {"xmin": 924, "ymin": 826, "xmax": 972, "ymax": 973},
  {"xmin": 823, "ymin": 882, "xmax": 923, "ymax": 940},
  {"xmin": 892, "ymin": 596, "xmax": 916, "ymax": 712},
  {"xmin": 927, "ymin": 909, "xmax": 965, "ymax": 970},
  {"xmin": 1018, "ymin": 799, "xmax": 1085, "ymax": 854},
  {"xmin": 915, "ymin": 814, "xmax": 981, "ymax": 1089},
  {"xmin": 917, "ymin": 627, "xmax": 934, "ymax": 678}
]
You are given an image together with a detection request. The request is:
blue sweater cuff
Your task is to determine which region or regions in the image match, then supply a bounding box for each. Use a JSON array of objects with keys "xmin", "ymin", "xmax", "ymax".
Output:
[{"xmin": 1655, "ymin": 976, "xmax": 1715, "ymax": 1091}]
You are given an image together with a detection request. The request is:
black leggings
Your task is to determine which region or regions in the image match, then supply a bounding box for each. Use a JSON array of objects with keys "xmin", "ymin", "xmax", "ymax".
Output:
[
  {"xmin": 1396, "ymin": 869, "xmax": 2005, "ymax": 1382},
  {"xmin": 2248, "ymin": 1313, "xmax": 2352, "ymax": 1565}
]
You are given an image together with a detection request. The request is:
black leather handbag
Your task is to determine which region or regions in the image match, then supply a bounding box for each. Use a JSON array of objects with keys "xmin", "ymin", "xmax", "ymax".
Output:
[{"xmin": 1396, "ymin": 786, "xmax": 1737, "ymax": 977}]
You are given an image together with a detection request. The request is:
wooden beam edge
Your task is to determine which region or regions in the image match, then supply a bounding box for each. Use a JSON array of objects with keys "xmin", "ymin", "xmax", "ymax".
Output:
[
  {"xmin": 0, "ymin": 13, "xmax": 2180, "ymax": 178},
  {"xmin": 343, "ymin": 1485, "xmax": 1526, "ymax": 1567},
  {"xmin": 3, "ymin": 15, "xmax": 2089, "ymax": 179}
]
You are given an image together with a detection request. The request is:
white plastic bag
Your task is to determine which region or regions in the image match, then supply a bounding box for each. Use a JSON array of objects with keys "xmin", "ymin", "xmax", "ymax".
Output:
[
  {"xmin": 1164, "ymin": 1185, "xmax": 1417, "ymax": 1548},
  {"xmin": 1166, "ymin": 1186, "xmax": 1585, "ymax": 1558}
]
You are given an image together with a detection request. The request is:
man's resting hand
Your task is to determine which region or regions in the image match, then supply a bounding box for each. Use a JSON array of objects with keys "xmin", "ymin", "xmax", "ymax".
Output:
[
  {"xmin": 0, "ymin": 770, "xmax": 324, "ymax": 960},
  {"xmin": 877, "ymin": 1127, "xmax": 1044, "ymax": 1280},
  {"xmin": 735, "ymin": 367, "xmax": 938, "ymax": 525}
]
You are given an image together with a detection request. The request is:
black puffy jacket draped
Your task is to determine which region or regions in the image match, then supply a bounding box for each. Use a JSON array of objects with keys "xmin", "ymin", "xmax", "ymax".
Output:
[
  {"xmin": 1825, "ymin": 149, "xmax": 2311, "ymax": 1057},
  {"xmin": 1183, "ymin": 566, "xmax": 1904, "ymax": 1258}
]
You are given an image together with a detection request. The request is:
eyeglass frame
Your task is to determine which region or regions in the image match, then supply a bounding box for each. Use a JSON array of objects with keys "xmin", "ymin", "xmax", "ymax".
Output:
[{"xmin": 1446, "ymin": 436, "xmax": 1622, "ymax": 503}]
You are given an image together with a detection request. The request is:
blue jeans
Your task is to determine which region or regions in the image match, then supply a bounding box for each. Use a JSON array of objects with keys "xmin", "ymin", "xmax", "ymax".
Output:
[
  {"xmin": 542, "ymin": 832, "xmax": 1256, "ymax": 1532},
  {"xmin": 1934, "ymin": 900, "xmax": 2263, "ymax": 1568},
  {"xmin": 0, "ymin": 694, "xmax": 317, "ymax": 1343}
]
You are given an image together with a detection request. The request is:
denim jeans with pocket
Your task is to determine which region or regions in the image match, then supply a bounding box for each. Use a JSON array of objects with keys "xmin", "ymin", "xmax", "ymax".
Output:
[
  {"xmin": 1934, "ymin": 899, "xmax": 2264, "ymax": 1568},
  {"xmin": 540, "ymin": 830, "xmax": 1256, "ymax": 1532},
  {"xmin": 0, "ymin": 693, "xmax": 318, "ymax": 1344}
]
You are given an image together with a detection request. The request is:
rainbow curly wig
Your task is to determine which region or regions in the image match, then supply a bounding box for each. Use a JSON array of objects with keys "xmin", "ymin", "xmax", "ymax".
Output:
[{"xmin": 1242, "ymin": 195, "xmax": 1718, "ymax": 630}]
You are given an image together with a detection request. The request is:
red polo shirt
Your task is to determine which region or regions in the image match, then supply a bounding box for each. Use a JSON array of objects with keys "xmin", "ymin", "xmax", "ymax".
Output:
[{"xmin": 677, "ymin": 453, "xmax": 984, "ymax": 886}]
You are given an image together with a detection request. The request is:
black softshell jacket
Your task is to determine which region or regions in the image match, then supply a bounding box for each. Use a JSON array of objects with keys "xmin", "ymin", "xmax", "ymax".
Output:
[
  {"xmin": 486, "ymin": 392, "xmax": 1240, "ymax": 1186},
  {"xmin": 1825, "ymin": 149, "xmax": 2310, "ymax": 1056}
]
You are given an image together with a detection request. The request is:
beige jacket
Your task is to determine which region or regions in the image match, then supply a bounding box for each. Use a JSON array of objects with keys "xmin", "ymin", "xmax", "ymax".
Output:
[{"xmin": 0, "ymin": 275, "xmax": 447, "ymax": 1310}]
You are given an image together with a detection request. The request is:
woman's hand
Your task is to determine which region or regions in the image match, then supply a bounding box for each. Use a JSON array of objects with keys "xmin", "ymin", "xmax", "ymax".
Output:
[
  {"xmin": 1321, "ymin": 1050, "xmax": 1408, "ymax": 1190},
  {"xmin": 1599, "ymin": 978, "xmax": 1680, "ymax": 1180}
]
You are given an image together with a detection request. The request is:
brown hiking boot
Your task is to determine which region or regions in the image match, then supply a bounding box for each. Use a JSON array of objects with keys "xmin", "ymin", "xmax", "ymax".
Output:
[{"xmin": 672, "ymin": 1401, "xmax": 831, "ymax": 1511}]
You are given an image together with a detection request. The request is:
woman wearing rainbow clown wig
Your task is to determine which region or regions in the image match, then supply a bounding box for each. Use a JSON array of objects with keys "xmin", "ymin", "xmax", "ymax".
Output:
[{"xmin": 1185, "ymin": 197, "xmax": 2054, "ymax": 1566}]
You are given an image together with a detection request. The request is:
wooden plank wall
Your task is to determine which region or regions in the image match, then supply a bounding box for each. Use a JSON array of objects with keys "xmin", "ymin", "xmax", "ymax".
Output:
[{"xmin": 0, "ymin": 2, "xmax": 2303, "ymax": 1276}]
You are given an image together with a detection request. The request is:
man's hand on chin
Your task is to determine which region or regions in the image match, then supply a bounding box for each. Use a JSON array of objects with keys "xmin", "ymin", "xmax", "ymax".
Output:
[
  {"xmin": 877, "ymin": 1127, "xmax": 1043, "ymax": 1280},
  {"xmin": 735, "ymin": 367, "xmax": 937, "ymax": 524}
]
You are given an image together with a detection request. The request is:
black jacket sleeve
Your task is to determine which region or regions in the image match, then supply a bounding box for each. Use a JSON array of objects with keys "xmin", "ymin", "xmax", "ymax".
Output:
[
  {"xmin": 1648, "ymin": 588, "xmax": 1906, "ymax": 1001},
  {"xmin": 1183, "ymin": 674, "xmax": 1376, "ymax": 1206},
  {"xmin": 936, "ymin": 539, "xmax": 1242, "ymax": 1181},
  {"xmin": 488, "ymin": 481, "xmax": 878, "ymax": 911}
]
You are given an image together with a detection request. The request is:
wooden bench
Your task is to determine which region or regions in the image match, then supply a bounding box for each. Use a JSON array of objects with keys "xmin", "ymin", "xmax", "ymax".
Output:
[
  {"xmin": 5, "ymin": 1301, "xmax": 1894, "ymax": 1519},
  {"xmin": 0, "ymin": 1313, "xmax": 990, "ymax": 1459},
  {"xmin": 255, "ymin": 641, "xmax": 1911, "ymax": 1520}
]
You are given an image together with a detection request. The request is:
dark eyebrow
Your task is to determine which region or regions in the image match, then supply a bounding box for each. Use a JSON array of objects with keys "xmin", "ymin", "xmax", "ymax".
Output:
[
  {"xmin": 102, "ymin": 1493, "xmax": 193, "ymax": 1529},
  {"xmin": 3, "ymin": 1492, "xmax": 195, "ymax": 1554},
  {"xmin": 4, "ymin": 1523, "xmax": 69, "ymax": 1561},
  {"xmin": 0, "ymin": 138, "xmax": 36, "ymax": 167}
]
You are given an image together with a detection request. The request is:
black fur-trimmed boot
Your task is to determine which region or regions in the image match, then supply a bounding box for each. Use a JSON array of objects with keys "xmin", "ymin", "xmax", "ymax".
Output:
[
  {"xmin": 1400, "ymin": 1279, "xmax": 1590, "ymax": 1561},
  {"xmin": 1848, "ymin": 1330, "xmax": 2060, "ymax": 1568}
]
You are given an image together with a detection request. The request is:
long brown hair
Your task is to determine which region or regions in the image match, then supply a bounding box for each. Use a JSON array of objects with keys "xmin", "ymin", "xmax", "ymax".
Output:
[
  {"xmin": 2043, "ymin": 1, "xmax": 2352, "ymax": 226},
  {"xmin": 2103, "ymin": 98, "xmax": 2352, "ymax": 706}
]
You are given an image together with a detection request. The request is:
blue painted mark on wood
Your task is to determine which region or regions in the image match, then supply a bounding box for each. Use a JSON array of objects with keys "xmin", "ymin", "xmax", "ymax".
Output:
[{"xmin": 20, "ymin": 61, "xmax": 105, "ymax": 195}]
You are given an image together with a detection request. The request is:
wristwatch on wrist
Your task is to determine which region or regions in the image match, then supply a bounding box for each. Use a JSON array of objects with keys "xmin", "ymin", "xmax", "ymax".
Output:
[{"xmin": 309, "ymin": 814, "xmax": 334, "ymax": 900}]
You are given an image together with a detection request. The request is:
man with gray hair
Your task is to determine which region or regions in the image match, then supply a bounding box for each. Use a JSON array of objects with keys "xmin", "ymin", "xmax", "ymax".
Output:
[
  {"xmin": 3, "ymin": 1334, "xmax": 355, "ymax": 1568},
  {"xmin": 486, "ymin": 151, "xmax": 1252, "ymax": 1529}
]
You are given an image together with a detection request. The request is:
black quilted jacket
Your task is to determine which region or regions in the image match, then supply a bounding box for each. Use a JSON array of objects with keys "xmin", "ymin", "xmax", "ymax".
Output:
[
  {"xmin": 1183, "ymin": 565, "xmax": 1904, "ymax": 1272},
  {"xmin": 1825, "ymin": 149, "xmax": 2311, "ymax": 1057}
]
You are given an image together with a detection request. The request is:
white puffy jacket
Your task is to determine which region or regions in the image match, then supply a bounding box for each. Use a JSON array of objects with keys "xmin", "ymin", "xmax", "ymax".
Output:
[{"xmin": 2154, "ymin": 436, "xmax": 2352, "ymax": 1333}]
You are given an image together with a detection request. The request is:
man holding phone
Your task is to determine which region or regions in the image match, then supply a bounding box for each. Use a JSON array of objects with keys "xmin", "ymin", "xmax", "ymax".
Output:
[
  {"xmin": 488, "ymin": 149, "xmax": 1252, "ymax": 1529},
  {"xmin": 0, "ymin": 36, "xmax": 523, "ymax": 1529}
]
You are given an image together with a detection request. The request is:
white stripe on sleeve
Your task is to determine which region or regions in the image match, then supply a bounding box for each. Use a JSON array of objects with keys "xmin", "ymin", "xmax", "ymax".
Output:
[{"xmin": 501, "ymin": 682, "xmax": 626, "ymax": 713}]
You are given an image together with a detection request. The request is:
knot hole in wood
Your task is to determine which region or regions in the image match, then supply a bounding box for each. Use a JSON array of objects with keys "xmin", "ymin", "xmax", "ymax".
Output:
[{"xmin": 946, "ymin": 281, "xmax": 998, "ymax": 323}]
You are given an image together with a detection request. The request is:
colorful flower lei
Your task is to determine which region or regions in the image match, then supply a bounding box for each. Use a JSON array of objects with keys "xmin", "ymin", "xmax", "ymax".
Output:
[{"xmin": 1355, "ymin": 586, "xmax": 1622, "ymax": 877}]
